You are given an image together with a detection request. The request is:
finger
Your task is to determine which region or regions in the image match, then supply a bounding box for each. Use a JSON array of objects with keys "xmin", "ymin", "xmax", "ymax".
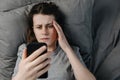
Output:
[
  {"xmin": 53, "ymin": 20, "xmax": 66, "ymax": 40},
  {"xmin": 32, "ymin": 58, "xmax": 51, "ymax": 74},
  {"xmin": 26, "ymin": 46, "xmax": 47, "ymax": 62},
  {"xmin": 52, "ymin": 20, "xmax": 63, "ymax": 35},
  {"xmin": 37, "ymin": 64, "xmax": 50, "ymax": 78},
  {"xmin": 30, "ymin": 51, "xmax": 52, "ymax": 67},
  {"xmin": 22, "ymin": 48, "xmax": 27, "ymax": 60}
]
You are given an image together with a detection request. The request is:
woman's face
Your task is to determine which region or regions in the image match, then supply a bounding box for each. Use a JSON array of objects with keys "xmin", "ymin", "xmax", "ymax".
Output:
[{"xmin": 33, "ymin": 14, "xmax": 58, "ymax": 47}]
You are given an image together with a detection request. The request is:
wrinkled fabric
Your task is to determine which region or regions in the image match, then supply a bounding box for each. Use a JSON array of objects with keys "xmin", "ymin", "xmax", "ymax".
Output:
[{"xmin": 92, "ymin": 0, "xmax": 120, "ymax": 80}]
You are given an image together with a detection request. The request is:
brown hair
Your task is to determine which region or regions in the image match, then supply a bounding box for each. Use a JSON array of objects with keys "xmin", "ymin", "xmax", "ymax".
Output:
[{"xmin": 27, "ymin": 2, "xmax": 64, "ymax": 44}]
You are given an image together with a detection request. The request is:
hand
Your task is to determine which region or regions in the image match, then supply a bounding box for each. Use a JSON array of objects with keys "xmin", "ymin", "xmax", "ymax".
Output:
[
  {"xmin": 53, "ymin": 20, "xmax": 71, "ymax": 51},
  {"xmin": 14, "ymin": 46, "xmax": 51, "ymax": 80}
]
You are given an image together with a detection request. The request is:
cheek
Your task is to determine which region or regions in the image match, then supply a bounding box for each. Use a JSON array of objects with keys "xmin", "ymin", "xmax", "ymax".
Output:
[
  {"xmin": 33, "ymin": 30, "xmax": 40, "ymax": 39},
  {"xmin": 51, "ymin": 29, "xmax": 58, "ymax": 40}
]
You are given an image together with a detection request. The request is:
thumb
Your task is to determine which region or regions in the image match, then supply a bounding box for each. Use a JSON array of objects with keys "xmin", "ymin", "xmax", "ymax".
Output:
[{"xmin": 22, "ymin": 48, "xmax": 27, "ymax": 60}]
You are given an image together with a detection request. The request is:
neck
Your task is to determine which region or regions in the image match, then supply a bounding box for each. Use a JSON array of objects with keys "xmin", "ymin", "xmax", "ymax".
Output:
[{"xmin": 47, "ymin": 43, "xmax": 57, "ymax": 52}]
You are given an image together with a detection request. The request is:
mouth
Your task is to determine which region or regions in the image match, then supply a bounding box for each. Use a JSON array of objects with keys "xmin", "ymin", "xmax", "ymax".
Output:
[{"xmin": 40, "ymin": 38, "xmax": 49, "ymax": 41}]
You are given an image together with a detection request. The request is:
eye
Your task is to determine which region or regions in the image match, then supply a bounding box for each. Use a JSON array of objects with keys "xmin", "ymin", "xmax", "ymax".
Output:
[
  {"xmin": 35, "ymin": 25, "xmax": 42, "ymax": 29},
  {"xmin": 47, "ymin": 24, "xmax": 53, "ymax": 28}
]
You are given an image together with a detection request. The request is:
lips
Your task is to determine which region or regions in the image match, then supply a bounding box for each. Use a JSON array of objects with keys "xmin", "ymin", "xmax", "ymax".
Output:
[{"xmin": 40, "ymin": 38, "xmax": 49, "ymax": 41}]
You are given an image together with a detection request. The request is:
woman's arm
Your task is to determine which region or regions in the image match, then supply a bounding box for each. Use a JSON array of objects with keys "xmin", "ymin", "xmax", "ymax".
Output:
[
  {"xmin": 53, "ymin": 20, "xmax": 96, "ymax": 80},
  {"xmin": 64, "ymin": 46, "xmax": 96, "ymax": 80}
]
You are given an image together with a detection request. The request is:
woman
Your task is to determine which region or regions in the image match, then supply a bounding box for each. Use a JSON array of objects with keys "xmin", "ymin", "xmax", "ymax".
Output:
[{"xmin": 12, "ymin": 2, "xmax": 96, "ymax": 80}]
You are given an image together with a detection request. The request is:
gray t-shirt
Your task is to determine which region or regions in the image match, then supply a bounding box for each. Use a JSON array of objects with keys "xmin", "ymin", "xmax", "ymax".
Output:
[{"xmin": 12, "ymin": 44, "xmax": 85, "ymax": 80}]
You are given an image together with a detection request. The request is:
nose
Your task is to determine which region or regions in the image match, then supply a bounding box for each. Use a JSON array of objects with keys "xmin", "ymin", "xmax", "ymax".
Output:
[{"xmin": 41, "ymin": 26, "xmax": 48, "ymax": 35}]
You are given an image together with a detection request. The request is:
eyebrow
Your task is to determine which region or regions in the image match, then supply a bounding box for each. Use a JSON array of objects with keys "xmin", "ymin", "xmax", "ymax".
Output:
[
  {"xmin": 46, "ymin": 22, "xmax": 52, "ymax": 25},
  {"xmin": 34, "ymin": 22, "xmax": 52, "ymax": 26}
]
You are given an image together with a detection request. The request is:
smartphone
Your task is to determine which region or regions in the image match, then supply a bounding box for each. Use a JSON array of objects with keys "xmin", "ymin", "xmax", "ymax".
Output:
[{"xmin": 27, "ymin": 42, "xmax": 48, "ymax": 78}]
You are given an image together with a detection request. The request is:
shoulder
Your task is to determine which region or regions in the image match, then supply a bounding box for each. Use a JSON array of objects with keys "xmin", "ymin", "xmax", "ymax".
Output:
[
  {"xmin": 71, "ymin": 45, "xmax": 80, "ymax": 55},
  {"xmin": 59, "ymin": 45, "xmax": 80, "ymax": 55},
  {"xmin": 17, "ymin": 43, "xmax": 27, "ymax": 57},
  {"xmin": 18, "ymin": 43, "xmax": 27, "ymax": 50},
  {"xmin": 71, "ymin": 45, "xmax": 81, "ymax": 57},
  {"xmin": 71, "ymin": 45, "xmax": 86, "ymax": 65},
  {"xmin": 71, "ymin": 45, "xmax": 80, "ymax": 52}
]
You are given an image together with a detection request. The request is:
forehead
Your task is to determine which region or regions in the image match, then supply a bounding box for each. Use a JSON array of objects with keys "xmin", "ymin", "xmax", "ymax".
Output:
[{"xmin": 33, "ymin": 14, "xmax": 55, "ymax": 25}]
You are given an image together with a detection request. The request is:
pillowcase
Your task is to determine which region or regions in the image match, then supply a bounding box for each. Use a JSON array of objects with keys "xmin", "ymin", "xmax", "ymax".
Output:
[
  {"xmin": 0, "ymin": 0, "xmax": 31, "ymax": 11},
  {"xmin": 0, "ymin": 7, "xmax": 28, "ymax": 79},
  {"xmin": 92, "ymin": 0, "xmax": 120, "ymax": 74}
]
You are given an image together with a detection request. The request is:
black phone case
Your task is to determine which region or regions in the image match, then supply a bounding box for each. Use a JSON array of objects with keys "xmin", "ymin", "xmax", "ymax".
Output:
[{"xmin": 27, "ymin": 42, "xmax": 48, "ymax": 78}]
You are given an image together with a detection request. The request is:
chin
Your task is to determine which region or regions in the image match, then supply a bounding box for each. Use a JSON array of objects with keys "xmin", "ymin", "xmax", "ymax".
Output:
[
  {"xmin": 39, "ymin": 41, "xmax": 50, "ymax": 46},
  {"xmin": 45, "ymin": 43, "xmax": 50, "ymax": 46}
]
